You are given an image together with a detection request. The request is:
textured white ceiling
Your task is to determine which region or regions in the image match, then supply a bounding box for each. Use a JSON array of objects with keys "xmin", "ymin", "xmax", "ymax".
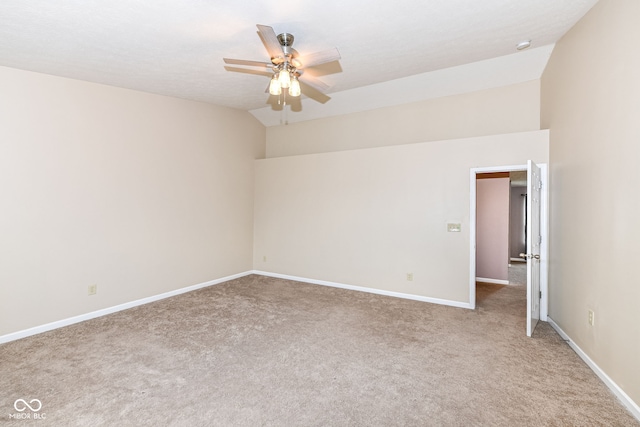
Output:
[{"xmin": 0, "ymin": 0, "xmax": 598, "ymax": 125}]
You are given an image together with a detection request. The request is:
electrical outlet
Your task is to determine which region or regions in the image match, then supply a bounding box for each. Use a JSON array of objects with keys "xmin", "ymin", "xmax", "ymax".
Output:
[
  {"xmin": 588, "ymin": 310, "xmax": 595, "ymax": 326},
  {"xmin": 263, "ymin": 255, "xmax": 267, "ymax": 262},
  {"xmin": 407, "ymin": 273, "xmax": 413, "ymax": 281},
  {"xmin": 88, "ymin": 285, "xmax": 97, "ymax": 296}
]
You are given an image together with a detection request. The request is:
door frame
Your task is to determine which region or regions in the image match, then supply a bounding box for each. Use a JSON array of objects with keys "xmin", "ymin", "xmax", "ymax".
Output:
[{"xmin": 469, "ymin": 163, "xmax": 549, "ymax": 322}]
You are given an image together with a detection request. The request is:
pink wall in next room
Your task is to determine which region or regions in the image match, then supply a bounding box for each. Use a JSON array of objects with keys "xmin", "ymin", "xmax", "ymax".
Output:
[{"xmin": 476, "ymin": 177, "xmax": 510, "ymax": 282}]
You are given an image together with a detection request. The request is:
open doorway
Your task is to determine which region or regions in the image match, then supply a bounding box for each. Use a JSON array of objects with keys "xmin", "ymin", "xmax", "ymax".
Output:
[
  {"xmin": 475, "ymin": 171, "xmax": 513, "ymax": 285},
  {"xmin": 469, "ymin": 163, "xmax": 549, "ymax": 336},
  {"xmin": 474, "ymin": 171, "xmax": 528, "ymax": 285}
]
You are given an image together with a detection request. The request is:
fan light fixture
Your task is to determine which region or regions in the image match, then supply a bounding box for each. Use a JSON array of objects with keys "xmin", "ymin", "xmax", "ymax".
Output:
[
  {"xmin": 270, "ymin": 63, "xmax": 299, "ymax": 96},
  {"xmin": 278, "ymin": 68, "xmax": 291, "ymax": 88},
  {"xmin": 269, "ymin": 75, "xmax": 282, "ymax": 95},
  {"xmin": 289, "ymin": 76, "xmax": 301, "ymax": 97}
]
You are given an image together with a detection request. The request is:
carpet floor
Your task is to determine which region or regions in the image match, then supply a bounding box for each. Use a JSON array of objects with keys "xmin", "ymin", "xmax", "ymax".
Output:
[{"xmin": 1, "ymin": 275, "xmax": 637, "ymax": 426}]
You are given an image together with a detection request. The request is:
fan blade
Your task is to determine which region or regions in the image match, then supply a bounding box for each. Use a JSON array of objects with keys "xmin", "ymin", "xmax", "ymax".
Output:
[
  {"xmin": 299, "ymin": 74, "xmax": 330, "ymax": 93},
  {"xmin": 300, "ymin": 82, "xmax": 331, "ymax": 104},
  {"xmin": 256, "ymin": 24, "xmax": 283, "ymax": 59},
  {"xmin": 224, "ymin": 58, "xmax": 272, "ymax": 70},
  {"xmin": 224, "ymin": 66, "xmax": 273, "ymax": 78},
  {"xmin": 298, "ymin": 47, "xmax": 341, "ymax": 69}
]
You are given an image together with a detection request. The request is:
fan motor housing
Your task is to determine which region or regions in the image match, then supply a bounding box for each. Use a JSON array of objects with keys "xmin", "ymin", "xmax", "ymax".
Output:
[
  {"xmin": 275, "ymin": 33, "xmax": 298, "ymax": 61},
  {"xmin": 277, "ymin": 33, "xmax": 294, "ymax": 47}
]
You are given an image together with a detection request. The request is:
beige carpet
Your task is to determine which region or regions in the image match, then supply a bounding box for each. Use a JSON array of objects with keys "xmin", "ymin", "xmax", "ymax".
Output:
[{"xmin": 1, "ymin": 275, "xmax": 637, "ymax": 426}]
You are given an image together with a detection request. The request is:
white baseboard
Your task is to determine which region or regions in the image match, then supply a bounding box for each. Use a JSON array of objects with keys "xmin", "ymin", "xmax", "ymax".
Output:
[
  {"xmin": 547, "ymin": 317, "xmax": 640, "ymax": 421},
  {"xmin": 476, "ymin": 277, "xmax": 510, "ymax": 285},
  {"xmin": 0, "ymin": 271, "xmax": 253, "ymax": 345},
  {"xmin": 1, "ymin": 270, "xmax": 470, "ymax": 345},
  {"xmin": 253, "ymin": 270, "xmax": 473, "ymax": 309}
]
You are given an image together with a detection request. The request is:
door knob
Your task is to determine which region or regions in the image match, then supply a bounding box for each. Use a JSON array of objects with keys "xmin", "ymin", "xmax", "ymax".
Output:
[{"xmin": 519, "ymin": 253, "xmax": 540, "ymax": 260}]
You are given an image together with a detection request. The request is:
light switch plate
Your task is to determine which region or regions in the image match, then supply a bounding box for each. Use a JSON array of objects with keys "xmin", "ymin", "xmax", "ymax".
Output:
[{"xmin": 447, "ymin": 223, "xmax": 461, "ymax": 232}]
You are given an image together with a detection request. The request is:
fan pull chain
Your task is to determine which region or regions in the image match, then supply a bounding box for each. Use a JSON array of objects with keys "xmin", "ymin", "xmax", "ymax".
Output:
[{"xmin": 280, "ymin": 92, "xmax": 289, "ymax": 125}]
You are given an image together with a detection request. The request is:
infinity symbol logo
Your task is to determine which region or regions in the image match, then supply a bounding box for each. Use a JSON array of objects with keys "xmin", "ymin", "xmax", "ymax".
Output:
[{"xmin": 14, "ymin": 399, "xmax": 42, "ymax": 412}]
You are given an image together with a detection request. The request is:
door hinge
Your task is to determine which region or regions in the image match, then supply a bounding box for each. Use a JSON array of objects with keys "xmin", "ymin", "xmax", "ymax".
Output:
[
  {"xmin": 538, "ymin": 235, "xmax": 542, "ymax": 245},
  {"xmin": 539, "ymin": 291, "xmax": 542, "ymax": 299}
]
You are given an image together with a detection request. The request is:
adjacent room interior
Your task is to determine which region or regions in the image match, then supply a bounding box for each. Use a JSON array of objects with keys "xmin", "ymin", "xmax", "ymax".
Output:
[{"xmin": 1, "ymin": 0, "xmax": 639, "ymax": 424}]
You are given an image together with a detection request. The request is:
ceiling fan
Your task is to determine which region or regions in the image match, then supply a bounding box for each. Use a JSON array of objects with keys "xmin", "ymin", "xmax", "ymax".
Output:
[{"xmin": 223, "ymin": 24, "xmax": 341, "ymax": 102}]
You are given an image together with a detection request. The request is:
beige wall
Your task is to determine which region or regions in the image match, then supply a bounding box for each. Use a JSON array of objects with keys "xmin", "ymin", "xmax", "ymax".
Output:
[
  {"xmin": 266, "ymin": 80, "xmax": 540, "ymax": 158},
  {"xmin": 254, "ymin": 131, "xmax": 548, "ymax": 304},
  {"xmin": 0, "ymin": 66, "xmax": 265, "ymax": 336},
  {"xmin": 541, "ymin": 0, "xmax": 640, "ymax": 406}
]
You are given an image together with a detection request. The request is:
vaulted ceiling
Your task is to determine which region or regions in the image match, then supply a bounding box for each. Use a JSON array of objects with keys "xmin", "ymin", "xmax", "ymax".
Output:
[{"xmin": 0, "ymin": 0, "xmax": 598, "ymax": 125}]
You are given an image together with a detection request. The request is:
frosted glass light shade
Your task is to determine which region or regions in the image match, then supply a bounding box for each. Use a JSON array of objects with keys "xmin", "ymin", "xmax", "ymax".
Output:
[
  {"xmin": 269, "ymin": 75, "xmax": 282, "ymax": 95},
  {"xmin": 278, "ymin": 69, "xmax": 291, "ymax": 88},
  {"xmin": 288, "ymin": 77, "xmax": 301, "ymax": 97}
]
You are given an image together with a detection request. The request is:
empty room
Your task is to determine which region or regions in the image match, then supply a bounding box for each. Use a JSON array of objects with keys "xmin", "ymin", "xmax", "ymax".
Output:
[{"xmin": 1, "ymin": 0, "xmax": 639, "ymax": 425}]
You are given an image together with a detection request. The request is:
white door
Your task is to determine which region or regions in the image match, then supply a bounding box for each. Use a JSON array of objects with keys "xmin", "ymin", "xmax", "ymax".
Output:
[{"xmin": 526, "ymin": 160, "xmax": 542, "ymax": 337}]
